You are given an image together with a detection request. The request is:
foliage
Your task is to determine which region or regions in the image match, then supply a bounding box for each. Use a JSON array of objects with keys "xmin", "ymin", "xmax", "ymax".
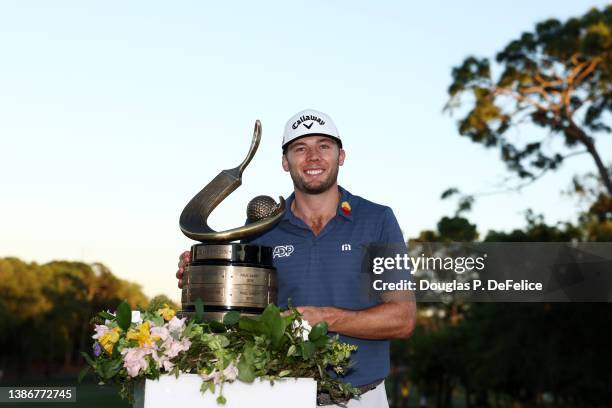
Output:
[
  {"xmin": 0, "ymin": 258, "xmax": 150, "ymax": 375},
  {"xmin": 446, "ymin": 5, "xmax": 612, "ymax": 195},
  {"xmin": 82, "ymin": 302, "xmax": 359, "ymax": 405}
]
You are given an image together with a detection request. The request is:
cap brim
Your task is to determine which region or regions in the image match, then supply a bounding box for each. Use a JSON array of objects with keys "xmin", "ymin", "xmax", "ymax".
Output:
[{"xmin": 282, "ymin": 133, "xmax": 342, "ymax": 150}]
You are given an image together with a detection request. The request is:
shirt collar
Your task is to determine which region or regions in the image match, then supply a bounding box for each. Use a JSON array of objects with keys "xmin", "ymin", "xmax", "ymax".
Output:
[{"xmin": 282, "ymin": 185, "xmax": 354, "ymax": 224}]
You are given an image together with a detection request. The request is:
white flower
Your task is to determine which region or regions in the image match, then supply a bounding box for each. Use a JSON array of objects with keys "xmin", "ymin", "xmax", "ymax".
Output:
[{"xmin": 292, "ymin": 319, "xmax": 312, "ymax": 341}]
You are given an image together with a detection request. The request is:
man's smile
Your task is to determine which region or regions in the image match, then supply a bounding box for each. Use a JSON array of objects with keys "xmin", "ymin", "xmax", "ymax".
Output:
[{"xmin": 304, "ymin": 168, "xmax": 325, "ymax": 176}]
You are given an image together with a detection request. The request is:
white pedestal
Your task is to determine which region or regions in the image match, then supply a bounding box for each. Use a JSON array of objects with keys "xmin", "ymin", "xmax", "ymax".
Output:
[{"xmin": 133, "ymin": 374, "xmax": 317, "ymax": 408}]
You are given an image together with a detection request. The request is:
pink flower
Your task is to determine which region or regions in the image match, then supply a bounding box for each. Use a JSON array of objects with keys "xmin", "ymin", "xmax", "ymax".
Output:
[
  {"xmin": 167, "ymin": 316, "xmax": 186, "ymax": 334},
  {"xmin": 121, "ymin": 347, "xmax": 152, "ymax": 377},
  {"xmin": 223, "ymin": 363, "xmax": 238, "ymax": 381},
  {"xmin": 151, "ymin": 350, "xmax": 175, "ymax": 372},
  {"xmin": 200, "ymin": 363, "xmax": 238, "ymax": 385},
  {"xmin": 164, "ymin": 337, "xmax": 191, "ymax": 358},
  {"xmin": 92, "ymin": 324, "xmax": 109, "ymax": 340},
  {"xmin": 150, "ymin": 325, "xmax": 170, "ymax": 342},
  {"xmin": 200, "ymin": 369, "xmax": 220, "ymax": 384}
]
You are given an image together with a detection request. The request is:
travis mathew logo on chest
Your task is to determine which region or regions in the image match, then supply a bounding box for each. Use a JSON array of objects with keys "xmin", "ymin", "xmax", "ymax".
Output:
[
  {"xmin": 273, "ymin": 245, "xmax": 295, "ymax": 258},
  {"xmin": 292, "ymin": 115, "xmax": 326, "ymax": 130}
]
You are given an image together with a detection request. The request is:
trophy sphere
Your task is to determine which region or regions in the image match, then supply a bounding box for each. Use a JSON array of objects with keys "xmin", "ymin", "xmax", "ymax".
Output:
[{"xmin": 247, "ymin": 195, "xmax": 280, "ymax": 223}]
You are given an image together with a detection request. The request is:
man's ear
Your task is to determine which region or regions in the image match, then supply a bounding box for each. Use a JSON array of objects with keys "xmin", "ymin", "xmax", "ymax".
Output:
[
  {"xmin": 282, "ymin": 154, "xmax": 290, "ymax": 172},
  {"xmin": 338, "ymin": 149, "xmax": 346, "ymax": 166}
]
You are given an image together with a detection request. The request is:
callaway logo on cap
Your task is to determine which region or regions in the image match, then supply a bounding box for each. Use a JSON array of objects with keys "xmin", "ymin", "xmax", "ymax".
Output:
[{"xmin": 282, "ymin": 109, "xmax": 342, "ymax": 150}]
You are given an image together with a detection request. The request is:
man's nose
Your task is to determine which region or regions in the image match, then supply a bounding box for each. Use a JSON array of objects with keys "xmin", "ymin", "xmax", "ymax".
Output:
[{"xmin": 306, "ymin": 147, "xmax": 321, "ymax": 161}]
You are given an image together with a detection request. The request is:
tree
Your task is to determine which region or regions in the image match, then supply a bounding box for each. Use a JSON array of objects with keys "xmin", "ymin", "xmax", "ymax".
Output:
[{"xmin": 446, "ymin": 6, "xmax": 612, "ymax": 195}]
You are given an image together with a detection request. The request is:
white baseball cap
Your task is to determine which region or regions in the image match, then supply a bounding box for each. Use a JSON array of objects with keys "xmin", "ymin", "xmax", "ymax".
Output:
[{"xmin": 282, "ymin": 109, "xmax": 342, "ymax": 150}]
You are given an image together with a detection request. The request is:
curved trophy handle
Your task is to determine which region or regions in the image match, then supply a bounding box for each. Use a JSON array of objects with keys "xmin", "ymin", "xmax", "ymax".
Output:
[{"xmin": 179, "ymin": 120, "xmax": 286, "ymax": 242}]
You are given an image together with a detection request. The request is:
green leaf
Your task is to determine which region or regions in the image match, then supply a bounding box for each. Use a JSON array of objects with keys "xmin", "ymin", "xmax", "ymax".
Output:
[
  {"xmin": 313, "ymin": 336, "xmax": 329, "ymax": 348},
  {"xmin": 80, "ymin": 351, "xmax": 95, "ymax": 367},
  {"xmin": 150, "ymin": 315, "xmax": 163, "ymax": 327},
  {"xmin": 78, "ymin": 366, "xmax": 90, "ymax": 383},
  {"xmin": 287, "ymin": 344, "xmax": 297, "ymax": 357},
  {"xmin": 116, "ymin": 300, "xmax": 132, "ymax": 331},
  {"xmin": 194, "ymin": 298, "xmax": 204, "ymax": 322},
  {"xmin": 216, "ymin": 395, "xmax": 227, "ymax": 405},
  {"xmin": 98, "ymin": 311, "xmax": 116, "ymax": 321},
  {"xmin": 239, "ymin": 316, "xmax": 263, "ymax": 334},
  {"xmin": 278, "ymin": 369, "xmax": 291, "ymax": 377},
  {"xmin": 308, "ymin": 321, "xmax": 328, "ymax": 341},
  {"xmin": 260, "ymin": 304, "xmax": 285, "ymax": 347},
  {"xmin": 223, "ymin": 311, "xmax": 240, "ymax": 326},
  {"xmin": 237, "ymin": 356, "xmax": 255, "ymax": 382},
  {"xmin": 99, "ymin": 358, "xmax": 123, "ymax": 380},
  {"xmin": 208, "ymin": 320, "xmax": 226, "ymax": 333},
  {"xmin": 302, "ymin": 341, "xmax": 316, "ymax": 360}
]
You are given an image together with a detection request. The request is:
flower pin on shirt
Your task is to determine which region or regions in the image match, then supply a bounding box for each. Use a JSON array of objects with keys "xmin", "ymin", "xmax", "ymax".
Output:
[{"xmin": 340, "ymin": 201, "xmax": 352, "ymax": 216}]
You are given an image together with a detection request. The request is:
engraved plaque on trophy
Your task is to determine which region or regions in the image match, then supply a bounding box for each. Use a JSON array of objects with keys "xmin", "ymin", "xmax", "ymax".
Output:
[{"xmin": 179, "ymin": 121, "xmax": 285, "ymax": 321}]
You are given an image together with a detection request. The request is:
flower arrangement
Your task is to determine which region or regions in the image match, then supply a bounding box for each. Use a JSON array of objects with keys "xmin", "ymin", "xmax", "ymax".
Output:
[{"xmin": 81, "ymin": 301, "xmax": 359, "ymax": 405}]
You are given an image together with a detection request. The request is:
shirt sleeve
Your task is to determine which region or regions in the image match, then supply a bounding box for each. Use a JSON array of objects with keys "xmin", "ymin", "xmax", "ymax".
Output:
[
  {"xmin": 379, "ymin": 207, "xmax": 405, "ymax": 245},
  {"xmin": 370, "ymin": 207, "xmax": 414, "ymax": 301}
]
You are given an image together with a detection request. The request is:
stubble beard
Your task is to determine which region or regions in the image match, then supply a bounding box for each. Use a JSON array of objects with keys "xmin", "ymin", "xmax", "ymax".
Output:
[{"xmin": 289, "ymin": 162, "xmax": 340, "ymax": 195}]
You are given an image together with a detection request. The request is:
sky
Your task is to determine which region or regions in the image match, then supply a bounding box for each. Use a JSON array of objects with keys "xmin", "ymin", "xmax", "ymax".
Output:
[{"xmin": 1, "ymin": 1, "xmax": 610, "ymax": 301}]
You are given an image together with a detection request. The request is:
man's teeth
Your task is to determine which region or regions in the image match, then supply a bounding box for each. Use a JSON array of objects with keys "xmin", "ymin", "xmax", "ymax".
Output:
[{"xmin": 305, "ymin": 169, "xmax": 323, "ymax": 175}]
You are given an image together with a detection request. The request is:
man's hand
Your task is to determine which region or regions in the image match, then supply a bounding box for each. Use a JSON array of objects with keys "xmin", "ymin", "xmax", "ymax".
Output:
[
  {"xmin": 175, "ymin": 250, "xmax": 191, "ymax": 289},
  {"xmin": 296, "ymin": 300, "xmax": 415, "ymax": 340},
  {"xmin": 296, "ymin": 306, "xmax": 335, "ymax": 326}
]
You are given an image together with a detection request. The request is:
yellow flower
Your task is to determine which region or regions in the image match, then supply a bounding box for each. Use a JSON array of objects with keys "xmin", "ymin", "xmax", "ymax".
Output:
[
  {"xmin": 157, "ymin": 304, "xmax": 176, "ymax": 321},
  {"xmin": 99, "ymin": 327, "xmax": 121, "ymax": 354},
  {"xmin": 126, "ymin": 321, "xmax": 154, "ymax": 348}
]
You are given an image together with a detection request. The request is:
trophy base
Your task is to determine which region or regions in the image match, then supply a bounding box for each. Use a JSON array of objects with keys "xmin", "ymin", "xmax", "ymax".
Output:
[{"xmin": 181, "ymin": 243, "xmax": 277, "ymax": 321}]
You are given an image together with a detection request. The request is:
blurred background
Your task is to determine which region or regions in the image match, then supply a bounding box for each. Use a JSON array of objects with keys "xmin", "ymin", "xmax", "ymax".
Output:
[{"xmin": 1, "ymin": 1, "xmax": 610, "ymax": 406}]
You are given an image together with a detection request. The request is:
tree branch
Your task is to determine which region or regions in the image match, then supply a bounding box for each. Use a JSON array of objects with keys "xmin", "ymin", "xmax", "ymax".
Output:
[{"xmin": 494, "ymin": 86, "xmax": 549, "ymax": 112}]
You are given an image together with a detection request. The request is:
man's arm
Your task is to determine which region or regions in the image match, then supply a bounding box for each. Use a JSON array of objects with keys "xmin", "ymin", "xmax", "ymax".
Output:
[
  {"xmin": 298, "ymin": 296, "xmax": 415, "ymax": 340},
  {"xmin": 297, "ymin": 207, "xmax": 416, "ymax": 339}
]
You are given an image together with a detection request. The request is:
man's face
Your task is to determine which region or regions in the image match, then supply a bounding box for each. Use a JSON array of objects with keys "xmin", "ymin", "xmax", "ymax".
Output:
[{"xmin": 282, "ymin": 136, "xmax": 345, "ymax": 195}]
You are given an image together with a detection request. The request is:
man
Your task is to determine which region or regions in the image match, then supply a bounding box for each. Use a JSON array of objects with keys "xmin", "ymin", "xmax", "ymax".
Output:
[{"xmin": 177, "ymin": 109, "xmax": 415, "ymax": 407}]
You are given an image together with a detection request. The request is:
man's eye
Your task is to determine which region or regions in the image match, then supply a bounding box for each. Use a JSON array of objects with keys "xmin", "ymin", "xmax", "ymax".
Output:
[{"xmin": 320, "ymin": 144, "xmax": 330, "ymax": 149}]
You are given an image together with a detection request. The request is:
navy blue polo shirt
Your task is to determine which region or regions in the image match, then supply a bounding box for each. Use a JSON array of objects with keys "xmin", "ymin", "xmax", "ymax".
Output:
[{"xmin": 248, "ymin": 186, "xmax": 406, "ymax": 387}]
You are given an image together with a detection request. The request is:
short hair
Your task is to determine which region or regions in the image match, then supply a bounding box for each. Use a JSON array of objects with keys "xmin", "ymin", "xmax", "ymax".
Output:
[{"xmin": 282, "ymin": 137, "xmax": 342, "ymax": 155}]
